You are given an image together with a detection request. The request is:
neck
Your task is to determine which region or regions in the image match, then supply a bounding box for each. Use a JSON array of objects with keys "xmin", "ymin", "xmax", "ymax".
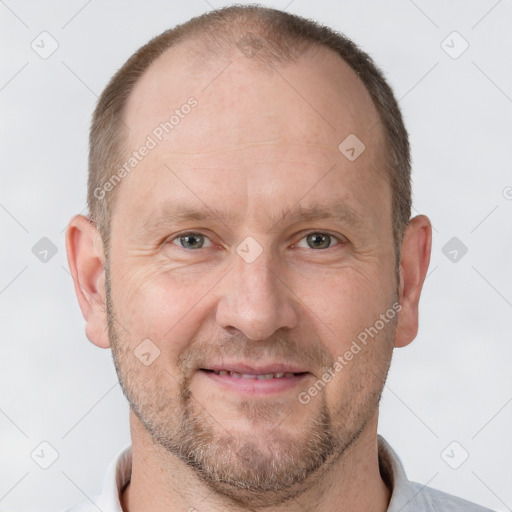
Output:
[{"xmin": 121, "ymin": 411, "xmax": 390, "ymax": 512}]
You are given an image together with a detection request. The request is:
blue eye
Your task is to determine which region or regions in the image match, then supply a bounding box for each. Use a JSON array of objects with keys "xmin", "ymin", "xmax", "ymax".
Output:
[
  {"xmin": 297, "ymin": 233, "xmax": 339, "ymax": 249},
  {"xmin": 172, "ymin": 233, "xmax": 211, "ymax": 249}
]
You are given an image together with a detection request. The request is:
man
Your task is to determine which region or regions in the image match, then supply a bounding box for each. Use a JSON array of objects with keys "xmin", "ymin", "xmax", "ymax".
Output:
[{"xmin": 65, "ymin": 5, "xmax": 492, "ymax": 512}]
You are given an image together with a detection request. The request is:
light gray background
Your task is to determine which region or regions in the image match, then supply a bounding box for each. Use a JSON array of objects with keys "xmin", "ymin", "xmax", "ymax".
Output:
[{"xmin": 1, "ymin": 1, "xmax": 511, "ymax": 510}]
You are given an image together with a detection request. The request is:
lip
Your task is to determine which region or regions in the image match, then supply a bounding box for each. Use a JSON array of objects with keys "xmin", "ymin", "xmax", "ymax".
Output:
[
  {"xmin": 200, "ymin": 363, "xmax": 308, "ymax": 375},
  {"xmin": 199, "ymin": 368, "xmax": 310, "ymax": 396},
  {"xmin": 198, "ymin": 362, "xmax": 311, "ymax": 397}
]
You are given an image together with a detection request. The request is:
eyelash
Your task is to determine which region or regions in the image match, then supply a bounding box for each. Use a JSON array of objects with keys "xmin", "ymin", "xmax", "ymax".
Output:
[{"xmin": 169, "ymin": 231, "xmax": 345, "ymax": 250}]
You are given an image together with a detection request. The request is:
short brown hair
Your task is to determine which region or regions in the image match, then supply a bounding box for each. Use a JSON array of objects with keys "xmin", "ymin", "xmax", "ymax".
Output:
[{"xmin": 88, "ymin": 5, "xmax": 411, "ymax": 259}]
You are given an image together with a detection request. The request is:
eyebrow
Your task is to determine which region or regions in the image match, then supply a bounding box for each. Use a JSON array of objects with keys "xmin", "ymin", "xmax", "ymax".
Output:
[
  {"xmin": 268, "ymin": 203, "xmax": 363, "ymax": 232},
  {"xmin": 138, "ymin": 200, "xmax": 364, "ymax": 237}
]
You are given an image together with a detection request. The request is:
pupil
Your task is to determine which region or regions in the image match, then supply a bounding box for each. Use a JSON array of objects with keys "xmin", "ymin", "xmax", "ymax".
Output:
[
  {"xmin": 182, "ymin": 234, "xmax": 203, "ymax": 248},
  {"xmin": 308, "ymin": 233, "xmax": 330, "ymax": 249}
]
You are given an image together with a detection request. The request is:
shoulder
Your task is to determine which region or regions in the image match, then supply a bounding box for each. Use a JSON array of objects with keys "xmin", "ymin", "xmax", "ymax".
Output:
[
  {"xmin": 377, "ymin": 436, "xmax": 495, "ymax": 512},
  {"xmin": 404, "ymin": 481, "xmax": 496, "ymax": 512}
]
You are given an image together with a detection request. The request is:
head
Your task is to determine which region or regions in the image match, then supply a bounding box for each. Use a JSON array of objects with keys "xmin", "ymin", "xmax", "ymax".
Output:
[
  {"xmin": 67, "ymin": 5, "xmax": 431, "ymax": 508},
  {"xmin": 88, "ymin": 6, "xmax": 412, "ymax": 262}
]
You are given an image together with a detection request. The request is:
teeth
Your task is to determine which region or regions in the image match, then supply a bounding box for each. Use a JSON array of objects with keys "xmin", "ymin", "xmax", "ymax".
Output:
[
  {"xmin": 256, "ymin": 373, "xmax": 274, "ymax": 380},
  {"xmin": 212, "ymin": 370, "xmax": 297, "ymax": 379}
]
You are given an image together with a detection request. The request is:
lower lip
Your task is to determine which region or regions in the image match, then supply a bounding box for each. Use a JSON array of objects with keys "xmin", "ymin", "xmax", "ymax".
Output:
[{"xmin": 199, "ymin": 370, "xmax": 310, "ymax": 396}]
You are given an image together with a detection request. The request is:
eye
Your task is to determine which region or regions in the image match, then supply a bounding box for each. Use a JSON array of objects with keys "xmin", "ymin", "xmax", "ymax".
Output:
[
  {"xmin": 296, "ymin": 232, "xmax": 340, "ymax": 250},
  {"xmin": 171, "ymin": 233, "xmax": 212, "ymax": 249}
]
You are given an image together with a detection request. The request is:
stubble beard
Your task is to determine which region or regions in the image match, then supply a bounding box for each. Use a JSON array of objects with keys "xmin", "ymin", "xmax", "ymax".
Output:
[{"xmin": 105, "ymin": 267, "xmax": 395, "ymax": 507}]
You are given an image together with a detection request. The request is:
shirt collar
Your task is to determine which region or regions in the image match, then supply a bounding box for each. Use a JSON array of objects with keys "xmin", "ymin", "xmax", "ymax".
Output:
[
  {"xmin": 95, "ymin": 444, "xmax": 132, "ymax": 512},
  {"xmin": 378, "ymin": 435, "xmax": 423, "ymax": 511}
]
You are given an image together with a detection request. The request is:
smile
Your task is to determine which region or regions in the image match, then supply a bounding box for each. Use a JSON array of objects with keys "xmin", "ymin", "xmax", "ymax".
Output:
[
  {"xmin": 199, "ymin": 368, "xmax": 310, "ymax": 396},
  {"xmin": 204, "ymin": 369, "xmax": 302, "ymax": 379}
]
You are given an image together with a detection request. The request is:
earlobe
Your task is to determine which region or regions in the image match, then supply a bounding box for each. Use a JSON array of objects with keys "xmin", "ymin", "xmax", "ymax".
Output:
[
  {"xmin": 65, "ymin": 215, "xmax": 110, "ymax": 349},
  {"xmin": 394, "ymin": 215, "xmax": 432, "ymax": 348}
]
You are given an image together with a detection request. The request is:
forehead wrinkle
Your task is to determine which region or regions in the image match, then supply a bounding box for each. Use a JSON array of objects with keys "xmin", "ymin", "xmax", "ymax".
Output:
[{"xmin": 150, "ymin": 140, "xmax": 336, "ymax": 159}]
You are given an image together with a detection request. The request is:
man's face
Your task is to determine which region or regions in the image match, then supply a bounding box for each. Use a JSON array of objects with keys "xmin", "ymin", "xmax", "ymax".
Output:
[{"xmin": 106, "ymin": 45, "xmax": 397, "ymax": 504}]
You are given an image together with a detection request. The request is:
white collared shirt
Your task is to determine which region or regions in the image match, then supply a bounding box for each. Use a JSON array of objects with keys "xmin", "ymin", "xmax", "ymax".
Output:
[{"xmin": 66, "ymin": 436, "xmax": 494, "ymax": 511}]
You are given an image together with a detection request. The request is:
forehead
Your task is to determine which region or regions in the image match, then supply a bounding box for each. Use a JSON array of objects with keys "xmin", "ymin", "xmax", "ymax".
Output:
[
  {"xmin": 124, "ymin": 42, "xmax": 382, "ymax": 149},
  {"xmin": 115, "ymin": 42, "xmax": 389, "ymax": 232}
]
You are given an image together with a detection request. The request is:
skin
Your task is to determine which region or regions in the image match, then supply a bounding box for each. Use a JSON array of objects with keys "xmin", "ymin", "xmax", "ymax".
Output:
[{"xmin": 66, "ymin": 41, "xmax": 431, "ymax": 512}]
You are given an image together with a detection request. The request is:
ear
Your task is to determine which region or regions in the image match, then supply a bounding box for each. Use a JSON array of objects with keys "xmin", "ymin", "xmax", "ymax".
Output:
[
  {"xmin": 394, "ymin": 215, "xmax": 432, "ymax": 348},
  {"xmin": 65, "ymin": 214, "xmax": 110, "ymax": 348}
]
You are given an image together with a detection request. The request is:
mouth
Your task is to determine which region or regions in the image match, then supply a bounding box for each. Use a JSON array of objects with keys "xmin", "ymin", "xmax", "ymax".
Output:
[
  {"xmin": 198, "ymin": 365, "xmax": 311, "ymax": 395},
  {"xmin": 201, "ymin": 369, "xmax": 308, "ymax": 380}
]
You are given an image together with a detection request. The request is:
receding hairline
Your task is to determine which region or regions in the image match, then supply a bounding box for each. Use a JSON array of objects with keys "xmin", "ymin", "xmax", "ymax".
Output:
[
  {"xmin": 123, "ymin": 37, "xmax": 382, "ymax": 148},
  {"xmin": 121, "ymin": 6, "xmax": 324, "ymax": 125},
  {"xmin": 88, "ymin": 5, "xmax": 411, "ymax": 264}
]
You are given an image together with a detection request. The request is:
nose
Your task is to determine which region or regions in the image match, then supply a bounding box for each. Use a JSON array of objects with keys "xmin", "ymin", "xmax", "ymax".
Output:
[{"xmin": 215, "ymin": 246, "xmax": 299, "ymax": 340}]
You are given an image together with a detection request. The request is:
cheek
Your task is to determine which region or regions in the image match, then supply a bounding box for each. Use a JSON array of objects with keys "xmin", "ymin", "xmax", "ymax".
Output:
[
  {"xmin": 318, "ymin": 267, "xmax": 396, "ymax": 399},
  {"xmin": 111, "ymin": 261, "xmax": 222, "ymax": 354},
  {"xmin": 296, "ymin": 263, "xmax": 395, "ymax": 349}
]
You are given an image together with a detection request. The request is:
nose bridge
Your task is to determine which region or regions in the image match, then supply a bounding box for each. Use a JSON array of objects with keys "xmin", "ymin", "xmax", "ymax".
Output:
[
  {"xmin": 215, "ymin": 241, "xmax": 298, "ymax": 340},
  {"xmin": 236, "ymin": 251, "xmax": 277, "ymax": 303}
]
